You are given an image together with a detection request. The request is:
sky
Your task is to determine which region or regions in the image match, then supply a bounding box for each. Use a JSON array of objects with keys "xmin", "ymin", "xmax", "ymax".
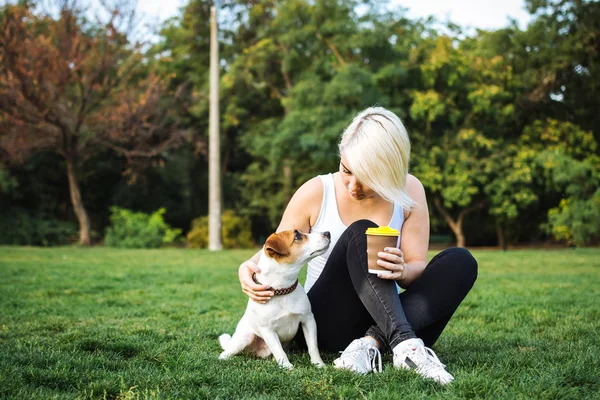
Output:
[
  {"xmin": 392, "ymin": 0, "xmax": 531, "ymax": 30},
  {"xmin": 136, "ymin": 0, "xmax": 532, "ymax": 32}
]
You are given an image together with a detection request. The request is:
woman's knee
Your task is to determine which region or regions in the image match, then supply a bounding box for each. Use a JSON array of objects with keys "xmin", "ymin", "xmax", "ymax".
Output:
[
  {"xmin": 347, "ymin": 219, "xmax": 378, "ymax": 234},
  {"xmin": 435, "ymin": 247, "xmax": 478, "ymax": 284},
  {"xmin": 338, "ymin": 219, "xmax": 378, "ymax": 249}
]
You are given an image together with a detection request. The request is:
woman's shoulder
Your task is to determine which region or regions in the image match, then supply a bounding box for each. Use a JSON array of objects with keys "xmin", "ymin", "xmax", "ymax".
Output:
[
  {"xmin": 406, "ymin": 174, "xmax": 425, "ymax": 197},
  {"xmin": 403, "ymin": 174, "xmax": 427, "ymax": 220},
  {"xmin": 279, "ymin": 175, "xmax": 325, "ymax": 231},
  {"xmin": 296, "ymin": 175, "xmax": 326, "ymax": 198}
]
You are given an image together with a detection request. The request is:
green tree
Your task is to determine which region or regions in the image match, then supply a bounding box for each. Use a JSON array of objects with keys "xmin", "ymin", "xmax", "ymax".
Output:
[
  {"xmin": 408, "ymin": 33, "xmax": 520, "ymax": 247},
  {"xmin": 228, "ymin": 0, "xmax": 421, "ymax": 229},
  {"xmin": 522, "ymin": 0, "xmax": 600, "ymax": 138},
  {"xmin": 523, "ymin": 119, "xmax": 600, "ymax": 246}
]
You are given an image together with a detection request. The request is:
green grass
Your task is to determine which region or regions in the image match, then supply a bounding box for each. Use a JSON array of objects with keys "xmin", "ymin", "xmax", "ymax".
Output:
[{"xmin": 1, "ymin": 246, "xmax": 599, "ymax": 399}]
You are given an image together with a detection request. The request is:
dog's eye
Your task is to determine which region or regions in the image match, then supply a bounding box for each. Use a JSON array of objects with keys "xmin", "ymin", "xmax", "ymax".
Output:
[{"xmin": 294, "ymin": 231, "xmax": 303, "ymax": 241}]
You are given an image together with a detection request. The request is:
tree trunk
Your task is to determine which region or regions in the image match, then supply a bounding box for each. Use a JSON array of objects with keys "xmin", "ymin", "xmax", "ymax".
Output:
[
  {"xmin": 433, "ymin": 196, "xmax": 466, "ymax": 248},
  {"xmin": 65, "ymin": 155, "xmax": 91, "ymax": 246},
  {"xmin": 496, "ymin": 219, "xmax": 508, "ymax": 251},
  {"xmin": 454, "ymin": 227, "xmax": 466, "ymax": 248}
]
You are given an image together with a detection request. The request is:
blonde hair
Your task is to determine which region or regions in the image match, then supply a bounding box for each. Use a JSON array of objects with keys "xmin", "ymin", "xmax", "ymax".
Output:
[{"xmin": 338, "ymin": 106, "xmax": 415, "ymax": 210}]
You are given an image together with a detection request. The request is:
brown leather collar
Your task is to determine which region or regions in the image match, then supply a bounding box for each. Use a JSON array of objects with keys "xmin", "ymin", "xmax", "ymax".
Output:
[{"xmin": 252, "ymin": 272, "xmax": 298, "ymax": 296}]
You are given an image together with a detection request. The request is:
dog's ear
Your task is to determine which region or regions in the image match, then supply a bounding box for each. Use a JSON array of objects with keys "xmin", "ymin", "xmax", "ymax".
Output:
[{"xmin": 265, "ymin": 231, "xmax": 292, "ymax": 259}]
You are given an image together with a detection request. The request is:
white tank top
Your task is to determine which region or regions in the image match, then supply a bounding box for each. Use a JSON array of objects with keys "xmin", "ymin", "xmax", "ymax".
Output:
[{"xmin": 305, "ymin": 173, "xmax": 405, "ymax": 292}]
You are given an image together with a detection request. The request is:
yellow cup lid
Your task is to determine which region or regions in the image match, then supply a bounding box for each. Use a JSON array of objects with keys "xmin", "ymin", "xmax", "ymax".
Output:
[{"xmin": 365, "ymin": 226, "xmax": 400, "ymax": 236}]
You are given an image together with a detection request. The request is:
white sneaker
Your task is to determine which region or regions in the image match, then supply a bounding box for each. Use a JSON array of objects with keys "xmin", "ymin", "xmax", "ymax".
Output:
[
  {"xmin": 333, "ymin": 337, "xmax": 382, "ymax": 374},
  {"xmin": 393, "ymin": 338, "xmax": 454, "ymax": 385}
]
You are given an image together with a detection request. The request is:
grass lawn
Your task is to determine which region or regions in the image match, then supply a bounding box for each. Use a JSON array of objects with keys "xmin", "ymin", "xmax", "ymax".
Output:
[{"xmin": 1, "ymin": 246, "xmax": 599, "ymax": 399}]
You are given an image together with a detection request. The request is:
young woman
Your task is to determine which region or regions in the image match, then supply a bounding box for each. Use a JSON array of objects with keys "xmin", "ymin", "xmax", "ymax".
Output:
[{"xmin": 238, "ymin": 107, "xmax": 478, "ymax": 384}]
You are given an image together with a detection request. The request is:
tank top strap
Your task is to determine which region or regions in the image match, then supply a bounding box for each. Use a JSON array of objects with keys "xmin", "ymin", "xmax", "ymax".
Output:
[
  {"xmin": 314, "ymin": 174, "xmax": 337, "ymax": 227},
  {"xmin": 322, "ymin": 173, "xmax": 337, "ymax": 211},
  {"xmin": 389, "ymin": 202, "xmax": 405, "ymax": 231}
]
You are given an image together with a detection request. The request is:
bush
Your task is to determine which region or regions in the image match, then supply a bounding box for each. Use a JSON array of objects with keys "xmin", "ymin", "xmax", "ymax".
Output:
[
  {"xmin": 0, "ymin": 209, "xmax": 77, "ymax": 246},
  {"xmin": 104, "ymin": 206, "xmax": 183, "ymax": 248},
  {"xmin": 187, "ymin": 210, "xmax": 255, "ymax": 249},
  {"xmin": 545, "ymin": 190, "xmax": 600, "ymax": 246}
]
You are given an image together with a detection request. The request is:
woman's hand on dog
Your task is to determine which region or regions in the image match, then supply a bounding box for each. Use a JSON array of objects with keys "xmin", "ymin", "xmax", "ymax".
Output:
[
  {"xmin": 239, "ymin": 260, "xmax": 275, "ymax": 303},
  {"xmin": 375, "ymin": 247, "xmax": 408, "ymax": 281}
]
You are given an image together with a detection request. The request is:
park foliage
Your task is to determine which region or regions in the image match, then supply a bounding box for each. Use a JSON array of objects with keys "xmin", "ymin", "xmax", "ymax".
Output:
[
  {"xmin": 104, "ymin": 207, "xmax": 183, "ymax": 249},
  {"xmin": 186, "ymin": 209, "xmax": 255, "ymax": 249},
  {"xmin": 0, "ymin": 0, "xmax": 599, "ymax": 248}
]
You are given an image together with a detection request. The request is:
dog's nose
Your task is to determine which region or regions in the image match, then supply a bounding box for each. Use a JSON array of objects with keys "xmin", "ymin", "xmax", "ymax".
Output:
[{"xmin": 323, "ymin": 231, "xmax": 331, "ymax": 239}]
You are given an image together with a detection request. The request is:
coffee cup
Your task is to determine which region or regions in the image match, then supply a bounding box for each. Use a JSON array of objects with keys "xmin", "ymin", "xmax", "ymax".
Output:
[{"xmin": 366, "ymin": 226, "xmax": 400, "ymax": 275}]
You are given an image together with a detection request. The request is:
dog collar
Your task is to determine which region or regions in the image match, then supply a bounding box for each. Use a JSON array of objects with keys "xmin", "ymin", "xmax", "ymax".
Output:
[{"xmin": 252, "ymin": 273, "xmax": 298, "ymax": 296}]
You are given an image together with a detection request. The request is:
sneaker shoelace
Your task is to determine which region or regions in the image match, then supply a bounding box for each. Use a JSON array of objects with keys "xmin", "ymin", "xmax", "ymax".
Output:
[
  {"xmin": 337, "ymin": 342, "xmax": 383, "ymax": 373},
  {"xmin": 410, "ymin": 346, "xmax": 449, "ymax": 377}
]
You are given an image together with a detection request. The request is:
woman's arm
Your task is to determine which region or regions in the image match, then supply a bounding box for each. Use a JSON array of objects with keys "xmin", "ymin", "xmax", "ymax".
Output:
[
  {"xmin": 376, "ymin": 174, "xmax": 430, "ymax": 288},
  {"xmin": 238, "ymin": 177, "xmax": 323, "ymax": 302},
  {"xmin": 276, "ymin": 177, "xmax": 323, "ymax": 233},
  {"xmin": 239, "ymin": 249, "xmax": 270, "ymax": 303},
  {"xmin": 397, "ymin": 174, "xmax": 430, "ymax": 287}
]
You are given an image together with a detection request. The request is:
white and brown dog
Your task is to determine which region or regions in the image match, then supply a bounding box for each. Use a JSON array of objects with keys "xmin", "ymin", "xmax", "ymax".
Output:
[{"xmin": 218, "ymin": 229, "xmax": 330, "ymax": 369}]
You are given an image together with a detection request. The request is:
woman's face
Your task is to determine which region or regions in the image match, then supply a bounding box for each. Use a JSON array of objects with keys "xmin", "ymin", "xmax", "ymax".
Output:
[{"xmin": 339, "ymin": 154, "xmax": 376, "ymax": 201}]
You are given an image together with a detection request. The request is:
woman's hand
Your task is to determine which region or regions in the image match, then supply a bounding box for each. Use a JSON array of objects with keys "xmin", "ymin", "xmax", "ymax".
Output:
[
  {"xmin": 376, "ymin": 247, "xmax": 408, "ymax": 281},
  {"xmin": 239, "ymin": 259, "xmax": 274, "ymax": 303}
]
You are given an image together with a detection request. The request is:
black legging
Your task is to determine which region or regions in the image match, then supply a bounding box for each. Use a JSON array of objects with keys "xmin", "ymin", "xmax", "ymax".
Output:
[{"xmin": 304, "ymin": 219, "xmax": 478, "ymax": 353}]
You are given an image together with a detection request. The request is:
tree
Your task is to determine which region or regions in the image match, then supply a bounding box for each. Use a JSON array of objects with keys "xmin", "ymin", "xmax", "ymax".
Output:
[
  {"xmin": 523, "ymin": 119, "xmax": 600, "ymax": 246},
  {"xmin": 0, "ymin": 164, "xmax": 17, "ymax": 195},
  {"xmin": 226, "ymin": 0, "xmax": 411, "ymax": 228},
  {"xmin": 0, "ymin": 1, "xmax": 184, "ymax": 245},
  {"xmin": 152, "ymin": 0, "xmax": 250, "ymax": 226},
  {"xmin": 407, "ymin": 34, "xmax": 515, "ymax": 247},
  {"xmin": 413, "ymin": 128, "xmax": 492, "ymax": 248},
  {"xmin": 522, "ymin": 0, "xmax": 600, "ymax": 139}
]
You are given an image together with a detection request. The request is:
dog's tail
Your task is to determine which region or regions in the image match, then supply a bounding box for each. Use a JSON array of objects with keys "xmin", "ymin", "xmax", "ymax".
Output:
[{"xmin": 218, "ymin": 333, "xmax": 232, "ymax": 350}]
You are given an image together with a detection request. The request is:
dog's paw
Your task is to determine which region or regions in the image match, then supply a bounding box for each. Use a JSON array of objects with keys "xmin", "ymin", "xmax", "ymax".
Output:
[
  {"xmin": 312, "ymin": 360, "xmax": 326, "ymax": 368},
  {"xmin": 219, "ymin": 351, "xmax": 231, "ymax": 360},
  {"xmin": 218, "ymin": 333, "xmax": 232, "ymax": 350},
  {"xmin": 278, "ymin": 360, "xmax": 294, "ymax": 370}
]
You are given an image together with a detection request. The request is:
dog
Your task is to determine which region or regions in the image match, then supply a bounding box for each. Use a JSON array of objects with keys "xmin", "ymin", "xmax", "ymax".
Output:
[{"xmin": 218, "ymin": 229, "xmax": 331, "ymax": 369}]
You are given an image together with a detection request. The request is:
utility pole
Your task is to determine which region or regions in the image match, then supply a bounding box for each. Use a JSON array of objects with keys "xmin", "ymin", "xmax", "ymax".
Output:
[{"xmin": 208, "ymin": 5, "xmax": 222, "ymax": 251}]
